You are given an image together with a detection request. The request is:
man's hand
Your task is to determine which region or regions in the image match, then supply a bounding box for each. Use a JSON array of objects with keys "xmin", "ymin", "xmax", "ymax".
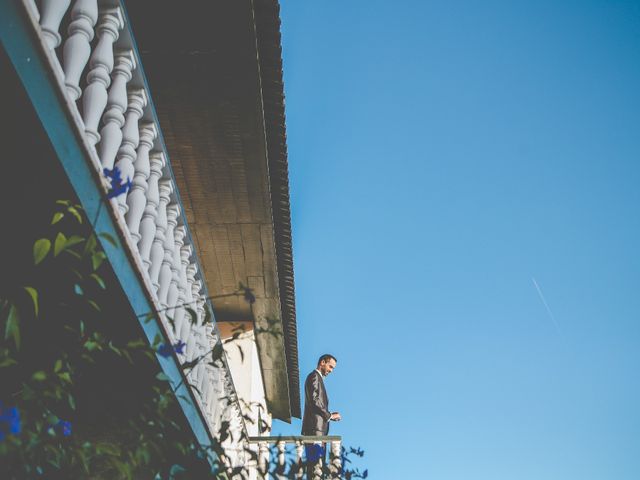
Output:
[{"xmin": 330, "ymin": 412, "xmax": 341, "ymax": 421}]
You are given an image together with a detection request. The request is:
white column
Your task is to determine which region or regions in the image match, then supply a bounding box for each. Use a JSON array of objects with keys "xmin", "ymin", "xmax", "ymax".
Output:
[
  {"xmin": 277, "ymin": 441, "xmax": 286, "ymax": 471},
  {"xmin": 62, "ymin": 0, "xmax": 98, "ymax": 100},
  {"xmin": 329, "ymin": 440, "xmax": 342, "ymax": 479},
  {"xmin": 295, "ymin": 441, "xmax": 304, "ymax": 480},
  {"xmin": 112, "ymin": 89, "xmax": 146, "ymax": 216},
  {"xmin": 184, "ymin": 263, "xmax": 199, "ymax": 361},
  {"xmin": 167, "ymin": 225, "xmax": 185, "ymax": 334},
  {"xmin": 98, "ymin": 50, "xmax": 135, "ymax": 170},
  {"xmin": 138, "ymin": 152, "xmax": 164, "ymax": 268},
  {"xmin": 158, "ymin": 203, "xmax": 179, "ymax": 306},
  {"xmin": 258, "ymin": 442, "xmax": 269, "ymax": 478},
  {"xmin": 125, "ymin": 120, "xmax": 155, "ymax": 242},
  {"xmin": 176, "ymin": 244, "xmax": 193, "ymax": 342},
  {"xmin": 39, "ymin": 0, "xmax": 72, "ymax": 50},
  {"xmin": 81, "ymin": 7, "xmax": 124, "ymax": 147},
  {"xmin": 149, "ymin": 179, "xmax": 172, "ymax": 291}
]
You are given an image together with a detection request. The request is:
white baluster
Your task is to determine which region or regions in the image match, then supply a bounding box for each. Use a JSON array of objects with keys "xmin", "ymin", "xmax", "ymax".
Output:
[
  {"xmin": 330, "ymin": 440, "xmax": 342, "ymax": 479},
  {"xmin": 62, "ymin": 0, "xmax": 98, "ymax": 100},
  {"xmin": 295, "ymin": 441, "xmax": 304, "ymax": 480},
  {"xmin": 158, "ymin": 203, "xmax": 179, "ymax": 306},
  {"xmin": 149, "ymin": 179, "xmax": 171, "ymax": 291},
  {"xmin": 81, "ymin": 7, "xmax": 124, "ymax": 147},
  {"xmin": 278, "ymin": 441, "xmax": 286, "ymax": 471},
  {"xmin": 125, "ymin": 120, "xmax": 155, "ymax": 242},
  {"xmin": 118, "ymin": 91, "xmax": 147, "ymax": 170},
  {"xmin": 184, "ymin": 264, "xmax": 201, "ymax": 364},
  {"xmin": 258, "ymin": 442, "xmax": 269, "ymax": 477},
  {"xmin": 138, "ymin": 152, "xmax": 164, "ymax": 268},
  {"xmin": 39, "ymin": 0, "xmax": 72, "ymax": 50},
  {"xmin": 167, "ymin": 225, "xmax": 185, "ymax": 334},
  {"xmin": 176, "ymin": 244, "xmax": 193, "ymax": 342},
  {"xmin": 98, "ymin": 50, "xmax": 135, "ymax": 170},
  {"xmin": 112, "ymin": 91, "xmax": 147, "ymax": 216}
]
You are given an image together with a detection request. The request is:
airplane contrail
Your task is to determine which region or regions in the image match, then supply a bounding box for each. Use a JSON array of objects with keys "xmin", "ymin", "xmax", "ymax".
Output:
[{"xmin": 531, "ymin": 277, "xmax": 562, "ymax": 335}]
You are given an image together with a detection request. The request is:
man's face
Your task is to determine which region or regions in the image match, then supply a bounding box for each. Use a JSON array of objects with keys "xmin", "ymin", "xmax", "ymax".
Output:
[{"xmin": 318, "ymin": 358, "xmax": 337, "ymax": 377}]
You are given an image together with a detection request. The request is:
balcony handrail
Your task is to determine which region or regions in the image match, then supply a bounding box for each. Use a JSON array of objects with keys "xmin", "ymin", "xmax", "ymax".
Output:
[{"xmin": 248, "ymin": 435, "xmax": 342, "ymax": 444}]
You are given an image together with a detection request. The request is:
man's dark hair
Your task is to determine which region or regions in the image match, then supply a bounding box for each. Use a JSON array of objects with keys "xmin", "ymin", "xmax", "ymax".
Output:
[{"xmin": 317, "ymin": 354, "xmax": 337, "ymax": 365}]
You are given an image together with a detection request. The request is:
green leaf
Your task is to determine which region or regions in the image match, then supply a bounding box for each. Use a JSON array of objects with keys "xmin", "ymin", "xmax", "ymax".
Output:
[
  {"xmin": 58, "ymin": 372, "xmax": 72, "ymax": 383},
  {"xmin": 98, "ymin": 232, "xmax": 118, "ymax": 248},
  {"xmin": 63, "ymin": 249, "xmax": 82, "ymax": 259},
  {"xmin": 54, "ymin": 232, "xmax": 67, "ymax": 256},
  {"xmin": 51, "ymin": 212, "xmax": 64, "ymax": 225},
  {"xmin": 23, "ymin": 286, "xmax": 39, "ymax": 316},
  {"xmin": 32, "ymin": 370, "xmax": 47, "ymax": 381},
  {"xmin": 91, "ymin": 251, "xmax": 106, "ymax": 270},
  {"xmin": 126, "ymin": 339, "xmax": 146, "ymax": 348},
  {"xmin": 33, "ymin": 238, "xmax": 51, "ymax": 265},
  {"xmin": 87, "ymin": 300, "xmax": 101, "ymax": 312},
  {"xmin": 83, "ymin": 234, "xmax": 97, "ymax": 256},
  {"xmin": 65, "ymin": 235, "xmax": 85, "ymax": 249},
  {"xmin": 56, "ymin": 200, "xmax": 71, "ymax": 206},
  {"xmin": 68, "ymin": 394, "xmax": 76, "ymax": 411},
  {"xmin": 156, "ymin": 372, "xmax": 170, "ymax": 382},
  {"xmin": 5, "ymin": 305, "xmax": 20, "ymax": 349},
  {"xmin": 90, "ymin": 273, "xmax": 106, "ymax": 289},
  {"xmin": 54, "ymin": 359, "xmax": 62, "ymax": 372},
  {"xmin": 84, "ymin": 340, "xmax": 99, "ymax": 351},
  {"xmin": 0, "ymin": 357, "xmax": 17, "ymax": 368},
  {"xmin": 67, "ymin": 206, "xmax": 83, "ymax": 224}
]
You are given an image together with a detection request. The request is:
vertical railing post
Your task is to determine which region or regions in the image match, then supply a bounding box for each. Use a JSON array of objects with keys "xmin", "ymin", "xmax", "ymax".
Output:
[
  {"xmin": 258, "ymin": 441, "xmax": 269, "ymax": 479},
  {"xmin": 39, "ymin": 0, "xmax": 72, "ymax": 50},
  {"xmin": 98, "ymin": 50, "xmax": 135, "ymax": 171},
  {"xmin": 329, "ymin": 440, "xmax": 342, "ymax": 479},
  {"xmin": 295, "ymin": 440, "xmax": 304, "ymax": 479},
  {"xmin": 62, "ymin": 0, "xmax": 98, "ymax": 100},
  {"xmin": 82, "ymin": 7, "xmax": 124, "ymax": 147}
]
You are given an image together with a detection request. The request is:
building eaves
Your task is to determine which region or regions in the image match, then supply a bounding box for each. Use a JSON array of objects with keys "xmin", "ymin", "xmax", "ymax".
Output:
[{"xmin": 253, "ymin": 0, "xmax": 301, "ymax": 419}]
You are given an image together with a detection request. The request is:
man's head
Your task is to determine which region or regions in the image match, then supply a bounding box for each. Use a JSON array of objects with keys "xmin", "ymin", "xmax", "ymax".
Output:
[{"xmin": 317, "ymin": 354, "xmax": 337, "ymax": 377}]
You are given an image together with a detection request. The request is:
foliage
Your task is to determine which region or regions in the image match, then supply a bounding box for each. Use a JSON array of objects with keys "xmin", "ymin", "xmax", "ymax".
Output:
[{"xmin": 0, "ymin": 200, "xmax": 367, "ymax": 479}]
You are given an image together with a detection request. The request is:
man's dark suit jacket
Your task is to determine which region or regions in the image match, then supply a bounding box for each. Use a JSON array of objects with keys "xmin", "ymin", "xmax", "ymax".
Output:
[{"xmin": 302, "ymin": 370, "xmax": 331, "ymax": 435}]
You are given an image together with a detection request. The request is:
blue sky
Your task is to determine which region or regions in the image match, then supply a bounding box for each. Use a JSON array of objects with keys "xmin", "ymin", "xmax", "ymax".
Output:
[{"xmin": 271, "ymin": 1, "xmax": 640, "ymax": 478}]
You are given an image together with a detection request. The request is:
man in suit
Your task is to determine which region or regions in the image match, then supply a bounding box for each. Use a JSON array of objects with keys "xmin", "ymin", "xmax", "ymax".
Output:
[{"xmin": 302, "ymin": 354, "xmax": 341, "ymax": 478}]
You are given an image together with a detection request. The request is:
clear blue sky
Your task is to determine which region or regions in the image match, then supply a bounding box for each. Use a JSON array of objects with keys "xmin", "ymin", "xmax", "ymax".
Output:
[{"xmin": 271, "ymin": 1, "xmax": 640, "ymax": 478}]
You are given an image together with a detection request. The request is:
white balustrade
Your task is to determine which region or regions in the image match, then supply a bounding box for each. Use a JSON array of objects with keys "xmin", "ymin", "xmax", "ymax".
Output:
[
  {"xmin": 82, "ymin": 7, "xmax": 124, "ymax": 147},
  {"xmin": 98, "ymin": 50, "xmax": 135, "ymax": 170},
  {"xmin": 29, "ymin": 0, "xmax": 242, "ymax": 456},
  {"xmin": 62, "ymin": 0, "xmax": 98, "ymax": 100}
]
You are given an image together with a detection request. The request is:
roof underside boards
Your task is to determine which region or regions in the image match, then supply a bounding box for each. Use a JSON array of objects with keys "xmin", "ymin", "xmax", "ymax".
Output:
[{"xmin": 124, "ymin": 0, "xmax": 300, "ymax": 421}]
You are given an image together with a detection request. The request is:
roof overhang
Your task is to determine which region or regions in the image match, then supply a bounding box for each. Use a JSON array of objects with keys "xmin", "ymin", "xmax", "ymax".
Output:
[{"xmin": 125, "ymin": 0, "xmax": 300, "ymax": 421}]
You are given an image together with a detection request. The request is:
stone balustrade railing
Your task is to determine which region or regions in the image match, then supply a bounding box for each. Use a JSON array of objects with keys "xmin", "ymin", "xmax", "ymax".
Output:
[
  {"xmin": 248, "ymin": 436, "xmax": 343, "ymax": 480},
  {"xmin": 23, "ymin": 0, "xmax": 243, "ymax": 444}
]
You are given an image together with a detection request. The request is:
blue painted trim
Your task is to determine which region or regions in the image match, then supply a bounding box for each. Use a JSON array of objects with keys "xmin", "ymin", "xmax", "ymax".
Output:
[{"xmin": 1, "ymin": 1, "xmax": 219, "ymax": 468}]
